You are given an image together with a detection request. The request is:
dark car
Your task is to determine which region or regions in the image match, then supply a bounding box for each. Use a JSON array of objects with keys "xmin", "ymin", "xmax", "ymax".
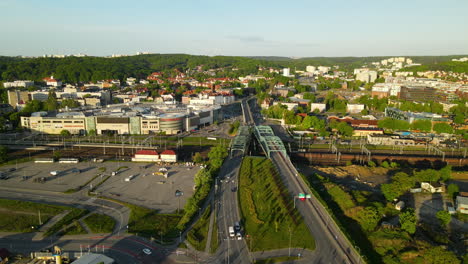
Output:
[{"xmin": 231, "ymin": 187, "xmax": 237, "ymax": 192}]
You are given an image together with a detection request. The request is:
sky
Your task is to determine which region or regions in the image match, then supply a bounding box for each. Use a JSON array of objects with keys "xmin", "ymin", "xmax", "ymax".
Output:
[{"xmin": 1, "ymin": 0, "xmax": 467, "ymax": 57}]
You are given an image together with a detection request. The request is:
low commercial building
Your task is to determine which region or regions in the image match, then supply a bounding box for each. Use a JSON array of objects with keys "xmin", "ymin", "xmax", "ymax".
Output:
[
  {"xmin": 21, "ymin": 104, "xmax": 223, "ymax": 135},
  {"xmin": 132, "ymin": 149, "xmax": 177, "ymax": 163},
  {"xmin": 367, "ymin": 134, "xmax": 416, "ymax": 146}
]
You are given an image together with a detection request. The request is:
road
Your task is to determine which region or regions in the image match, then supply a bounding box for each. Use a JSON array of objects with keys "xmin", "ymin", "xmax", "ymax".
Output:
[{"xmin": 206, "ymin": 154, "xmax": 250, "ymax": 264}]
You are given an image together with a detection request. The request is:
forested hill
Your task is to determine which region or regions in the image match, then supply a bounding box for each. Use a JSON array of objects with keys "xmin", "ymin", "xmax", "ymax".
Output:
[
  {"xmin": 0, "ymin": 54, "xmax": 466, "ymax": 84},
  {"xmin": 0, "ymin": 54, "xmax": 275, "ymax": 83}
]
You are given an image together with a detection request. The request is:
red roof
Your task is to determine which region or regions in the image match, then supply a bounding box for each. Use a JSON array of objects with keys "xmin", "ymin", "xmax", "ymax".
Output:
[
  {"xmin": 135, "ymin": 150, "xmax": 158, "ymax": 156},
  {"xmin": 161, "ymin": 150, "xmax": 176, "ymax": 155}
]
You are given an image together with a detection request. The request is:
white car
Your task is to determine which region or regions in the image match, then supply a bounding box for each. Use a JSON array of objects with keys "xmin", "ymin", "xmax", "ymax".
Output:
[{"xmin": 142, "ymin": 248, "xmax": 152, "ymax": 255}]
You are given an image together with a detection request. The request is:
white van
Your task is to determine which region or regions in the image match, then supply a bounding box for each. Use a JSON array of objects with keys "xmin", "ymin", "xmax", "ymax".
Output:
[{"xmin": 228, "ymin": 226, "xmax": 235, "ymax": 238}]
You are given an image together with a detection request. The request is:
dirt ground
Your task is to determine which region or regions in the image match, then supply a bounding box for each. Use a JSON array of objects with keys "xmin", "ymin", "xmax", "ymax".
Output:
[{"xmin": 311, "ymin": 165, "xmax": 391, "ymax": 187}]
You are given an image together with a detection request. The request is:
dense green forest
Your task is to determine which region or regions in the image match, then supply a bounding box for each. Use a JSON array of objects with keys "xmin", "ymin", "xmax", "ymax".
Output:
[{"xmin": 0, "ymin": 54, "xmax": 466, "ymax": 84}]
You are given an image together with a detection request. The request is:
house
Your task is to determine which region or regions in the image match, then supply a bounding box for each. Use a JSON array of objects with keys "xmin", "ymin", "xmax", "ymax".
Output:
[
  {"xmin": 42, "ymin": 76, "xmax": 62, "ymax": 87},
  {"xmin": 160, "ymin": 150, "xmax": 177, "ymax": 163},
  {"xmin": 310, "ymin": 103, "xmax": 326, "ymax": 112},
  {"xmin": 421, "ymin": 182, "xmax": 444, "ymax": 193},
  {"xmin": 456, "ymin": 196, "xmax": 468, "ymax": 214},
  {"xmin": 395, "ymin": 200, "xmax": 405, "ymax": 210}
]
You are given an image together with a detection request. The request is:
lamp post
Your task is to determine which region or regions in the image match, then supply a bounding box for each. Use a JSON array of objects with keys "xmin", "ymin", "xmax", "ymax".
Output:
[{"xmin": 288, "ymin": 226, "xmax": 292, "ymax": 257}]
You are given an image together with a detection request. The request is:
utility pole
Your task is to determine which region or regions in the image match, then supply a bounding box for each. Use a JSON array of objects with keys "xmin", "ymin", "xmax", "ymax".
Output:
[
  {"xmin": 38, "ymin": 210, "xmax": 42, "ymax": 225},
  {"xmin": 288, "ymin": 226, "xmax": 292, "ymax": 257}
]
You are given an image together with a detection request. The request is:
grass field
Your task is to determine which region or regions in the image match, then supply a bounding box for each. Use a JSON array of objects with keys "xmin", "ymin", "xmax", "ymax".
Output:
[
  {"xmin": 239, "ymin": 157, "xmax": 315, "ymax": 251},
  {"xmin": 210, "ymin": 213, "xmax": 219, "ymax": 253},
  {"xmin": 100, "ymin": 197, "xmax": 181, "ymax": 239},
  {"xmin": 44, "ymin": 208, "xmax": 89, "ymax": 236},
  {"xmin": 83, "ymin": 213, "xmax": 116, "ymax": 233},
  {"xmin": 0, "ymin": 199, "xmax": 66, "ymax": 232},
  {"xmin": 60, "ymin": 220, "xmax": 87, "ymax": 235},
  {"xmin": 187, "ymin": 205, "xmax": 212, "ymax": 251}
]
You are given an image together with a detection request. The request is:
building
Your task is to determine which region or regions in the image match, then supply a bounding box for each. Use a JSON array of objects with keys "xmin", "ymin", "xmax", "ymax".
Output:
[
  {"xmin": 272, "ymin": 102, "xmax": 298, "ymax": 111},
  {"xmin": 421, "ymin": 182, "xmax": 444, "ymax": 193},
  {"xmin": 160, "ymin": 149, "xmax": 177, "ymax": 162},
  {"xmin": 21, "ymin": 104, "xmax": 223, "ymax": 135},
  {"xmin": 367, "ymin": 134, "xmax": 416, "ymax": 146},
  {"xmin": 283, "ymin": 68, "xmax": 290, "ymax": 77},
  {"xmin": 43, "ymin": 76, "xmax": 62, "ymax": 87},
  {"xmin": 310, "ymin": 103, "xmax": 326, "ymax": 112},
  {"xmin": 346, "ymin": 104, "xmax": 365, "ymax": 114},
  {"xmin": 132, "ymin": 150, "xmax": 160, "ymax": 162},
  {"xmin": 3, "ymin": 80, "xmax": 34, "ymax": 88},
  {"xmin": 356, "ymin": 71, "xmax": 377, "ymax": 83},
  {"xmin": 131, "ymin": 149, "xmax": 177, "ymax": 163},
  {"xmin": 7, "ymin": 90, "xmax": 30, "ymax": 107},
  {"xmin": 352, "ymin": 127, "xmax": 383, "ymax": 137},
  {"xmin": 317, "ymin": 66, "xmax": 330, "ymax": 73},
  {"xmin": 399, "ymin": 86, "xmax": 444, "ymax": 102},
  {"xmin": 306, "ymin": 66, "xmax": 316, "ymax": 73},
  {"xmin": 456, "ymin": 196, "xmax": 468, "ymax": 214}
]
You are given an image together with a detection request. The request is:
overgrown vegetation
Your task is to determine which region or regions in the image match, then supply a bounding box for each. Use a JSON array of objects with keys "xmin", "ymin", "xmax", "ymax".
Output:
[
  {"xmin": 187, "ymin": 205, "xmax": 212, "ymax": 251},
  {"xmin": 83, "ymin": 213, "xmax": 116, "ymax": 233},
  {"xmin": 239, "ymin": 157, "xmax": 315, "ymax": 251},
  {"xmin": 301, "ymin": 165, "xmax": 462, "ymax": 264}
]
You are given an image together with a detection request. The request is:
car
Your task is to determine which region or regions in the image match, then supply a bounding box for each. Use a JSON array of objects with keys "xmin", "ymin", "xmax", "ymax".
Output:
[
  {"xmin": 234, "ymin": 222, "xmax": 241, "ymax": 232},
  {"xmin": 142, "ymin": 248, "xmax": 152, "ymax": 255},
  {"xmin": 7, "ymin": 168, "xmax": 16, "ymax": 172},
  {"xmin": 236, "ymin": 232, "xmax": 242, "ymax": 240},
  {"xmin": 231, "ymin": 187, "xmax": 237, "ymax": 192}
]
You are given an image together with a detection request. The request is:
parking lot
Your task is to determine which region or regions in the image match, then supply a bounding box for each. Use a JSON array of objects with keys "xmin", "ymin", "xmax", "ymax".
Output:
[
  {"xmin": 0, "ymin": 161, "xmax": 200, "ymax": 213},
  {"xmin": 0, "ymin": 161, "xmax": 107, "ymax": 192},
  {"xmin": 96, "ymin": 163, "xmax": 199, "ymax": 213}
]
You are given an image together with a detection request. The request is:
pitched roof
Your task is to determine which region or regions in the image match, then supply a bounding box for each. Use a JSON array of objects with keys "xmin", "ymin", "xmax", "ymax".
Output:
[
  {"xmin": 161, "ymin": 150, "xmax": 176, "ymax": 155},
  {"xmin": 135, "ymin": 150, "xmax": 158, "ymax": 156}
]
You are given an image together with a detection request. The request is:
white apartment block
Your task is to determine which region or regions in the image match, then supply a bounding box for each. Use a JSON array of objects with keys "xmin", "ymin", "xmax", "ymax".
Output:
[{"xmin": 3, "ymin": 80, "xmax": 34, "ymax": 88}]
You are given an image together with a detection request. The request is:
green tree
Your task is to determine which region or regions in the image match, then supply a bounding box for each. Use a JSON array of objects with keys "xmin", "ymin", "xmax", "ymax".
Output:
[
  {"xmin": 411, "ymin": 120, "xmax": 432, "ymax": 132},
  {"xmin": 447, "ymin": 183, "xmax": 459, "ymax": 199},
  {"xmin": 439, "ymin": 165, "xmax": 452, "ymax": 182},
  {"xmin": 60, "ymin": 129, "xmax": 71, "ymax": 136},
  {"xmin": 423, "ymin": 246, "xmax": 460, "ymax": 264},
  {"xmin": 0, "ymin": 146, "xmax": 8, "ymax": 163},
  {"xmin": 381, "ymin": 172, "xmax": 414, "ymax": 201},
  {"xmin": 46, "ymin": 89, "xmax": 58, "ymax": 111},
  {"xmin": 399, "ymin": 208, "xmax": 417, "ymax": 234},
  {"xmin": 436, "ymin": 210, "xmax": 451, "ymax": 228},
  {"xmin": 414, "ymin": 169, "xmax": 440, "ymax": 183},
  {"xmin": 193, "ymin": 152, "xmax": 203, "ymax": 164},
  {"xmin": 87, "ymin": 129, "xmax": 96, "ymax": 136},
  {"xmin": 357, "ymin": 206, "xmax": 380, "ymax": 232},
  {"xmin": 433, "ymin": 123, "xmax": 453, "ymax": 134},
  {"xmin": 378, "ymin": 118, "xmax": 410, "ymax": 131}
]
